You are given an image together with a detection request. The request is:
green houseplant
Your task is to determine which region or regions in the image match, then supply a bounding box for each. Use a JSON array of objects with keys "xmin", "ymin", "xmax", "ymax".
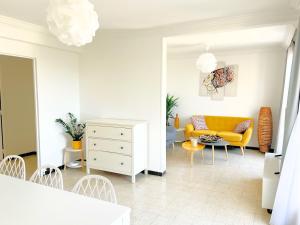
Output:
[
  {"xmin": 166, "ymin": 94, "xmax": 179, "ymax": 126},
  {"xmin": 55, "ymin": 113, "xmax": 86, "ymax": 149}
]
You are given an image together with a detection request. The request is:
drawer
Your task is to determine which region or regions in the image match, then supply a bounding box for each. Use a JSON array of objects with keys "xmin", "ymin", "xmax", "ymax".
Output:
[
  {"xmin": 88, "ymin": 139, "xmax": 132, "ymax": 156},
  {"xmin": 87, "ymin": 126, "xmax": 132, "ymax": 141},
  {"xmin": 88, "ymin": 151, "xmax": 131, "ymax": 175}
]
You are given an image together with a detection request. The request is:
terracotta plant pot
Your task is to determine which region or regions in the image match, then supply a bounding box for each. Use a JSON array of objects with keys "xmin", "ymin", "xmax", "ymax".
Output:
[
  {"xmin": 72, "ymin": 141, "xmax": 82, "ymax": 150},
  {"xmin": 258, "ymin": 107, "xmax": 273, "ymax": 153}
]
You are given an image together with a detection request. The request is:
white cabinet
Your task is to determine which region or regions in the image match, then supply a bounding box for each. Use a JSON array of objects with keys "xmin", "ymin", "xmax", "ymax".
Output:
[
  {"xmin": 86, "ymin": 119, "xmax": 148, "ymax": 183},
  {"xmin": 262, "ymin": 153, "xmax": 281, "ymax": 211}
]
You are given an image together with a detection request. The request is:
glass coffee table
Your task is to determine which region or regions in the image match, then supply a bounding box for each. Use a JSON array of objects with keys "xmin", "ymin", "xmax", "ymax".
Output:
[{"xmin": 199, "ymin": 140, "xmax": 229, "ymax": 164}]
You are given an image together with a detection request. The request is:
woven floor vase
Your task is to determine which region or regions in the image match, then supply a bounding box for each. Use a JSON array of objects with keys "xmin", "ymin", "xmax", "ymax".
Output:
[{"xmin": 258, "ymin": 107, "xmax": 273, "ymax": 152}]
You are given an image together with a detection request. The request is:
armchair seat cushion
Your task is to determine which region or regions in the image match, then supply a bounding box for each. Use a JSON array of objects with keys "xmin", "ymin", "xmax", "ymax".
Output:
[
  {"xmin": 217, "ymin": 131, "xmax": 243, "ymax": 142},
  {"xmin": 191, "ymin": 130, "xmax": 217, "ymax": 137}
]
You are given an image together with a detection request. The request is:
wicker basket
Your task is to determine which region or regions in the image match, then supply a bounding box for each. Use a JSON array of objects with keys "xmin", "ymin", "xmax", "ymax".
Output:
[{"xmin": 258, "ymin": 107, "xmax": 273, "ymax": 152}]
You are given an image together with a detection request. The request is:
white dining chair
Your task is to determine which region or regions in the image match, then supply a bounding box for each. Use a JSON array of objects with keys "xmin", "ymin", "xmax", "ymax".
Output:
[
  {"xmin": 0, "ymin": 155, "xmax": 26, "ymax": 180},
  {"xmin": 72, "ymin": 175, "xmax": 117, "ymax": 203},
  {"xmin": 29, "ymin": 165, "xmax": 63, "ymax": 190}
]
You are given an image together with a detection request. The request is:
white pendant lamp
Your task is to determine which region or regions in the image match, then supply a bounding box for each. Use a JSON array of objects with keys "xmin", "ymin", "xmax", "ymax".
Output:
[
  {"xmin": 196, "ymin": 45, "xmax": 217, "ymax": 73},
  {"xmin": 47, "ymin": 0, "xmax": 100, "ymax": 47}
]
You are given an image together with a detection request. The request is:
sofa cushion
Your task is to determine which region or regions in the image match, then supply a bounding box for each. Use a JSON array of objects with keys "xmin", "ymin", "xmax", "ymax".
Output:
[
  {"xmin": 234, "ymin": 120, "xmax": 251, "ymax": 133},
  {"xmin": 191, "ymin": 130, "xmax": 217, "ymax": 137},
  {"xmin": 217, "ymin": 131, "xmax": 243, "ymax": 142},
  {"xmin": 191, "ymin": 116, "xmax": 208, "ymax": 130}
]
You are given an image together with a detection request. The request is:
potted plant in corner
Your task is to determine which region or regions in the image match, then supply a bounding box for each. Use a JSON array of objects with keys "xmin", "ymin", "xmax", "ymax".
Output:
[
  {"xmin": 166, "ymin": 94, "xmax": 179, "ymax": 126},
  {"xmin": 55, "ymin": 113, "xmax": 86, "ymax": 150},
  {"xmin": 166, "ymin": 94, "xmax": 179, "ymax": 149}
]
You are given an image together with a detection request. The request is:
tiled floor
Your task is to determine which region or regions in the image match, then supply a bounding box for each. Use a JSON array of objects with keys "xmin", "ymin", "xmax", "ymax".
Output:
[{"xmin": 24, "ymin": 144, "xmax": 270, "ymax": 225}]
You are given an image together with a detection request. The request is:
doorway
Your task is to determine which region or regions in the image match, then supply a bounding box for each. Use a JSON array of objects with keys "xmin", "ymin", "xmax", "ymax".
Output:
[{"xmin": 0, "ymin": 55, "xmax": 39, "ymax": 179}]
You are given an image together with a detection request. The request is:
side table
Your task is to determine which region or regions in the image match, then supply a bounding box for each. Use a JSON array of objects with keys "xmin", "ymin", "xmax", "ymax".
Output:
[
  {"xmin": 182, "ymin": 141, "xmax": 205, "ymax": 165},
  {"xmin": 64, "ymin": 147, "xmax": 84, "ymax": 169}
]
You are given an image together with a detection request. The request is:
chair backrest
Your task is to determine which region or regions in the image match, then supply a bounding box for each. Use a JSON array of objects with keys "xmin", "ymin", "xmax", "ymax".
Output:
[
  {"xmin": 72, "ymin": 175, "xmax": 117, "ymax": 204},
  {"xmin": 0, "ymin": 155, "xmax": 26, "ymax": 180},
  {"xmin": 29, "ymin": 165, "xmax": 63, "ymax": 190}
]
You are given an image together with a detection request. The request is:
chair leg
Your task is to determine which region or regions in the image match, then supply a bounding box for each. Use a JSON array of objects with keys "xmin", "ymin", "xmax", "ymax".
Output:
[
  {"xmin": 190, "ymin": 152, "xmax": 194, "ymax": 166},
  {"xmin": 240, "ymin": 146, "xmax": 245, "ymax": 156},
  {"xmin": 212, "ymin": 145, "xmax": 215, "ymax": 165},
  {"xmin": 225, "ymin": 145, "xmax": 228, "ymax": 160},
  {"xmin": 64, "ymin": 151, "xmax": 67, "ymax": 170},
  {"xmin": 172, "ymin": 143, "xmax": 175, "ymax": 150}
]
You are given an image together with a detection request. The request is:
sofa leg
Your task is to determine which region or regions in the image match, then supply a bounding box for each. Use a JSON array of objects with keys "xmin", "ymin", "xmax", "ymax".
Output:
[{"xmin": 240, "ymin": 146, "xmax": 245, "ymax": 156}]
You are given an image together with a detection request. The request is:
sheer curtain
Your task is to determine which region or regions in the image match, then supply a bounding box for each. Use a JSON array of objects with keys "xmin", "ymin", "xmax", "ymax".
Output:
[
  {"xmin": 270, "ymin": 111, "xmax": 300, "ymax": 225},
  {"xmin": 282, "ymin": 28, "xmax": 300, "ymax": 159},
  {"xmin": 270, "ymin": 21, "xmax": 300, "ymax": 225},
  {"xmin": 275, "ymin": 44, "xmax": 294, "ymax": 154}
]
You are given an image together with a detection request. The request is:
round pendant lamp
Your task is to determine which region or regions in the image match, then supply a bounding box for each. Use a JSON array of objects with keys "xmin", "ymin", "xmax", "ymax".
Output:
[
  {"xmin": 196, "ymin": 52, "xmax": 217, "ymax": 73},
  {"xmin": 47, "ymin": 0, "xmax": 100, "ymax": 47}
]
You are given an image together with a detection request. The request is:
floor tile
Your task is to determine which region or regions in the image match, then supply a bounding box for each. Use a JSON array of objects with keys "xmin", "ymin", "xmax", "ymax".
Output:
[{"xmin": 23, "ymin": 144, "xmax": 270, "ymax": 225}]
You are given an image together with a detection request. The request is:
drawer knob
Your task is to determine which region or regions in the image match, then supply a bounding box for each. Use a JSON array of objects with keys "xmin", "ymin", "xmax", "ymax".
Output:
[
  {"xmin": 120, "ymin": 146, "xmax": 124, "ymax": 149},
  {"xmin": 93, "ymin": 130, "xmax": 96, "ymax": 133},
  {"xmin": 93, "ymin": 158, "xmax": 97, "ymax": 161},
  {"xmin": 93, "ymin": 143, "xmax": 97, "ymax": 146},
  {"xmin": 120, "ymin": 133, "xmax": 124, "ymax": 136},
  {"xmin": 120, "ymin": 162, "xmax": 124, "ymax": 165}
]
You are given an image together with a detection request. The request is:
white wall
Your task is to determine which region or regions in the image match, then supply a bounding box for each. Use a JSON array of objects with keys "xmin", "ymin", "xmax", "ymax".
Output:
[
  {"xmin": 167, "ymin": 47, "xmax": 286, "ymax": 147},
  {"xmin": 79, "ymin": 12, "xmax": 296, "ymax": 172},
  {"xmin": 0, "ymin": 56, "xmax": 36, "ymax": 155},
  {"xmin": 0, "ymin": 18, "xmax": 80, "ymax": 167},
  {"xmin": 80, "ymin": 32, "xmax": 165, "ymax": 172},
  {"xmin": 0, "ymin": 13, "xmax": 294, "ymax": 171}
]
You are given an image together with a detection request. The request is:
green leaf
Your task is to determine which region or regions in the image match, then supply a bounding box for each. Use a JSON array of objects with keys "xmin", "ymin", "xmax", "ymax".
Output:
[
  {"xmin": 166, "ymin": 94, "xmax": 179, "ymax": 126},
  {"xmin": 55, "ymin": 113, "xmax": 86, "ymax": 141}
]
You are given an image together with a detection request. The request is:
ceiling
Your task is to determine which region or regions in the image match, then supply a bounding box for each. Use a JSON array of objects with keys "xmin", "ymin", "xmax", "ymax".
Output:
[
  {"xmin": 167, "ymin": 25, "xmax": 295, "ymax": 53},
  {"xmin": 0, "ymin": 0, "xmax": 297, "ymax": 29}
]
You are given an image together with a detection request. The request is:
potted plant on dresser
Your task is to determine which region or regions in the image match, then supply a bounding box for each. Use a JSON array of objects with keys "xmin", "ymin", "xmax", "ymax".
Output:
[{"xmin": 55, "ymin": 113, "xmax": 86, "ymax": 149}]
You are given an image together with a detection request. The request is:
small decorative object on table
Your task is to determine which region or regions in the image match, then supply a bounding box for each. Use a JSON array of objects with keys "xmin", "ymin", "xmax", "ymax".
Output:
[
  {"xmin": 258, "ymin": 107, "xmax": 273, "ymax": 153},
  {"xmin": 55, "ymin": 112, "xmax": 86, "ymax": 150},
  {"xmin": 190, "ymin": 137, "xmax": 198, "ymax": 147},
  {"xmin": 199, "ymin": 135, "xmax": 223, "ymax": 143}
]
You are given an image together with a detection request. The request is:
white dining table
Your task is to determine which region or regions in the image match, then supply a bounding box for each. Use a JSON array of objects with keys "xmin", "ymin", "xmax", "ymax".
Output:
[{"xmin": 0, "ymin": 175, "xmax": 130, "ymax": 225}]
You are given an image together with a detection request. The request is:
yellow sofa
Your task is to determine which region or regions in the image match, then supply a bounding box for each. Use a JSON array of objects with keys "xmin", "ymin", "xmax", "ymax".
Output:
[{"xmin": 185, "ymin": 115, "xmax": 254, "ymax": 155}]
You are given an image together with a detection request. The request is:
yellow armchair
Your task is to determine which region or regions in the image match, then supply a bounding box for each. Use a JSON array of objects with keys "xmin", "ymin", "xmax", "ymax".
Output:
[
  {"xmin": 241, "ymin": 127, "xmax": 253, "ymax": 147},
  {"xmin": 184, "ymin": 124, "xmax": 194, "ymax": 139}
]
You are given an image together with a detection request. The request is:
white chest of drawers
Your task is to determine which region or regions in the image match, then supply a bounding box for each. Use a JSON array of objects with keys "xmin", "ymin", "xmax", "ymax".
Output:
[{"xmin": 86, "ymin": 118, "xmax": 148, "ymax": 183}]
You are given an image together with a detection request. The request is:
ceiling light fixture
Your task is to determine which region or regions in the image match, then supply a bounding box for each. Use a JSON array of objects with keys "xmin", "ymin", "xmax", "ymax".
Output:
[
  {"xmin": 196, "ymin": 46, "xmax": 217, "ymax": 73},
  {"xmin": 47, "ymin": 0, "xmax": 100, "ymax": 47}
]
